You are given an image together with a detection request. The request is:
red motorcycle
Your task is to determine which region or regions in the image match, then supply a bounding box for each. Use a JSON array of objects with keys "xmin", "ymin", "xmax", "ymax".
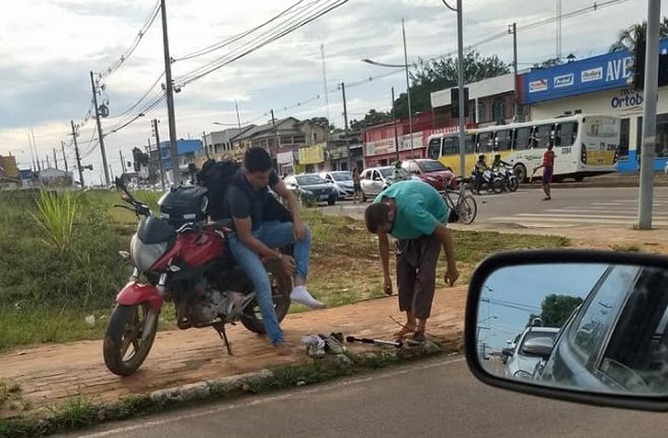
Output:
[{"xmin": 103, "ymin": 178, "xmax": 291, "ymax": 376}]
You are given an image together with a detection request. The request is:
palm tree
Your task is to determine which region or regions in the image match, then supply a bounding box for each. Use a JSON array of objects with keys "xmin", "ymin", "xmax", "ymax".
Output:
[{"xmin": 610, "ymin": 18, "xmax": 668, "ymax": 52}]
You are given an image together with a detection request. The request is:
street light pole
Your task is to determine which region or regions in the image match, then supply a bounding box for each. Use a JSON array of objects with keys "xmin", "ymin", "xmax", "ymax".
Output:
[
  {"xmin": 392, "ymin": 87, "xmax": 400, "ymax": 162},
  {"xmin": 509, "ymin": 22, "xmax": 519, "ymax": 121},
  {"xmin": 456, "ymin": 0, "xmax": 466, "ymax": 178},
  {"xmin": 638, "ymin": 0, "xmax": 660, "ymax": 230},
  {"xmin": 401, "ymin": 18, "xmax": 414, "ymax": 158}
]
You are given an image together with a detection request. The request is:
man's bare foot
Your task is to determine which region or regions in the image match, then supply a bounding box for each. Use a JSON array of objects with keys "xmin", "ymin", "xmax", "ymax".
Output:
[
  {"xmin": 393, "ymin": 325, "xmax": 416, "ymax": 340},
  {"xmin": 275, "ymin": 343, "xmax": 293, "ymax": 356}
]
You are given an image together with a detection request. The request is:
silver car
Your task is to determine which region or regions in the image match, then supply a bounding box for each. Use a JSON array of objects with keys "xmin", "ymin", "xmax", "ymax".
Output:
[
  {"xmin": 504, "ymin": 326, "xmax": 560, "ymax": 379},
  {"xmin": 359, "ymin": 166, "xmax": 394, "ymax": 201},
  {"xmin": 320, "ymin": 171, "xmax": 354, "ymax": 200}
]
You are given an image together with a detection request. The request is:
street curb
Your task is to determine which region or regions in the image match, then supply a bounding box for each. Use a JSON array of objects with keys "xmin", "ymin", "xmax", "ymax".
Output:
[{"xmin": 0, "ymin": 338, "xmax": 459, "ymax": 438}]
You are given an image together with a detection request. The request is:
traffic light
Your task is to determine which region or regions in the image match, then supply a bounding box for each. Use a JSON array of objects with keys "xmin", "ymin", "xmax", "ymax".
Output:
[{"xmin": 451, "ymin": 87, "xmax": 470, "ymax": 119}]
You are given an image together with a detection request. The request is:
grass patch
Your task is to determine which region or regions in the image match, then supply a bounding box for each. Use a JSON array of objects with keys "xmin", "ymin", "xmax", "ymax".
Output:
[{"xmin": 612, "ymin": 244, "xmax": 641, "ymax": 252}]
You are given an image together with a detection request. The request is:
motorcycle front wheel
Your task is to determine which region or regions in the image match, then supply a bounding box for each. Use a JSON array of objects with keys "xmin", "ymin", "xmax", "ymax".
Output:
[
  {"xmin": 241, "ymin": 259, "xmax": 292, "ymax": 334},
  {"xmin": 103, "ymin": 303, "xmax": 159, "ymax": 376},
  {"xmin": 508, "ymin": 177, "xmax": 519, "ymax": 192}
]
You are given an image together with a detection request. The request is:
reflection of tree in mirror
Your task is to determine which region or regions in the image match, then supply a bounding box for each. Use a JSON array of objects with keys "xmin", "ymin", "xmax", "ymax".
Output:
[{"xmin": 541, "ymin": 294, "xmax": 584, "ymax": 327}]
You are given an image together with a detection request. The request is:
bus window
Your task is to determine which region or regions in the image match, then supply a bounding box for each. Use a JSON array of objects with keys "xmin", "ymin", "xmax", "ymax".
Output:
[
  {"xmin": 514, "ymin": 127, "xmax": 531, "ymax": 150},
  {"xmin": 427, "ymin": 138, "xmax": 442, "ymax": 159},
  {"xmin": 477, "ymin": 132, "xmax": 494, "ymax": 152},
  {"xmin": 495, "ymin": 129, "xmax": 512, "ymax": 151},
  {"xmin": 534, "ymin": 124, "xmax": 553, "ymax": 148},
  {"xmin": 466, "ymin": 135, "xmax": 476, "ymax": 154},
  {"xmin": 556, "ymin": 122, "xmax": 578, "ymax": 147},
  {"xmin": 443, "ymin": 137, "xmax": 459, "ymax": 156}
]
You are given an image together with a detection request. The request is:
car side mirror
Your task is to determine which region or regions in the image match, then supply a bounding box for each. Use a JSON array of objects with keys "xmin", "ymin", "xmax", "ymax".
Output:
[{"xmin": 465, "ymin": 249, "xmax": 668, "ymax": 412}]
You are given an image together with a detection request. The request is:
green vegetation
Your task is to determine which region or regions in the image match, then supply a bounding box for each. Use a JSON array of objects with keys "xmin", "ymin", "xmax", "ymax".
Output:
[{"xmin": 0, "ymin": 189, "xmax": 570, "ymax": 351}]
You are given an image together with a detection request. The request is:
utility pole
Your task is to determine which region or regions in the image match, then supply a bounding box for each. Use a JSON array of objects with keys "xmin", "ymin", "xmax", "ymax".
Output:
[
  {"xmin": 153, "ymin": 119, "xmax": 166, "ymax": 191},
  {"xmin": 53, "ymin": 148, "xmax": 58, "ymax": 170},
  {"xmin": 71, "ymin": 120, "xmax": 84, "ymax": 187},
  {"xmin": 202, "ymin": 131, "xmax": 210, "ymax": 159},
  {"xmin": 235, "ymin": 100, "xmax": 242, "ymax": 129},
  {"xmin": 509, "ymin": 22, "xmax": 519, "ymax": 121},
  {"xmin": 160, "ymin": 0, "xmax": 180, "ymax": 186},
  {"xmin": 456, "ymin": 0, "xmax": 466, "ymax": 177},
  {"xmin": 90, "ymin": 71, "xmax": 110, "ymax": 186},
  {"xmin": 340, "ymin": 82, "xmax": 349, "ymax": 131},
  {"xmin": 61, "ymin": 141, "xmax": 68, "ymax": 173},
  {"xmin": 401, "ymin": 18, "xmax": 414, "ymax": 157},
  {"xmin": 120, "ymin": 150, "xmax": 127, "ymax": 175},
  {"xmin": 392, "ymin": 87, "xmax": 400, "ymax": 162},
  {"xmin": 638, "ymin": 0, "xmax": 660, "ymax": 230},
  {"xmin": 320, "ymin": 43, "xmax": 331, "ymax": 124},
  {"xmin": 46, "ymin": 155, "xmax": 50, "ymax": 169},
  {"xmin": 109, "ymin": 165, "xmax": 115, "ymax": 181}
]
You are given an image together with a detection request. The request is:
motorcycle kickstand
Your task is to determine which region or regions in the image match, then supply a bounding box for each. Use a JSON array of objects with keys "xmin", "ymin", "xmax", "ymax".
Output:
[{"xmin": 214, "ymin": 323, "xmax": 233, "ymax": 355}]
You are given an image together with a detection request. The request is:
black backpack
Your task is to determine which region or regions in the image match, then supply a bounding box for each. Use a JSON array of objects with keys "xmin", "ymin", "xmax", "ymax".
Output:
[{"xmin": 196, "ymin": 159, "xmax": 241, "ymax": 221}]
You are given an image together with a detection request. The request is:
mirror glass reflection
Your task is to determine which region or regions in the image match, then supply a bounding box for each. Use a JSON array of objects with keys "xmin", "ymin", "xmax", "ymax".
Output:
[{"xmin": 477, "ymin": 263, "xmax": 668, "ymax": 396}]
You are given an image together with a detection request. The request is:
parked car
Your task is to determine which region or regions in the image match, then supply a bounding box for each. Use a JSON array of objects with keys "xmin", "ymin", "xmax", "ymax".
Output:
[
  {"xmin": 504, "ymin": 326, "xmax": 560, "ymax": 379},
  {"xmin": 359, "ymin": 166, "xmax": 394, "ymax": 201},
  {"xmin": 533, "ymin": 264, "xmax": 668, "ymax": 394},
  {"xmin": 283, "ymin": 173, "xmax": 338, "ymax": 205},
  {"xmin": 401, "ymin": 158, "xmax": 456, "ymax": 190},
  {"xmin": 319, "ymin": 170, "xmax": 354, "ymax": 200}
]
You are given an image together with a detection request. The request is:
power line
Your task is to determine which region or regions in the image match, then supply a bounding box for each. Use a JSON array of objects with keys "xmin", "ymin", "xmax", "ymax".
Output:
[
  {"xmin": 173, "ymin": 0, "xmax": 311, "ymax": 62},
  {"xmin": 176, "ymin": 0, "xmax": 351, "ymax": 87},
  {"xmin": 105, "ymin": 72, "xmax": 166, "ymax": 120},
  {"xmin": 98, "ymin": 0, "xmax": 161, "ymax": 79}
]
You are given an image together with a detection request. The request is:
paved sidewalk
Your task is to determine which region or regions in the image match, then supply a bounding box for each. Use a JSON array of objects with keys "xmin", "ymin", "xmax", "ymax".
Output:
[{"xmin": 0, "ymin": 286, "xmax": 466, "ymax": 416}]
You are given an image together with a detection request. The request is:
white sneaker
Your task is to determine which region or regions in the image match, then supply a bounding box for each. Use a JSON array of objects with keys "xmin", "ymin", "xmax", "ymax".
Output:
[{"xmin": 290, "ymin": 286, "xmax": 326, "ymax": 309}]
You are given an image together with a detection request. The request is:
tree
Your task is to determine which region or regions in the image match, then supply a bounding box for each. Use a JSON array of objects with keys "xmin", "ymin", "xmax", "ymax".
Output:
[
  {"xmin": 393, "ymin": 49, "xmax": 510, "ymax": 118},
  {"xmin": 532, "ymin": 57, "xmax": 564, "ymax": 69},
  {"xmin": 541, "ymin": 294, "xmax": 583, "ymax": 327},
  {"xmin": 349, "ymin": 109, "xmax": 393, "ymax": 130},
  {"xmin": 132, "ymin": 147, "xmax": 149, "ymax": 172},
  {"xmin": 609, "ymin": 18, "xmax": 668, "ymax": 52}
]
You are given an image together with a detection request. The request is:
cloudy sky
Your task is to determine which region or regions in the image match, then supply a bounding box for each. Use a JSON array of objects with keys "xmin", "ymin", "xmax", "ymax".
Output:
[{"xmin": 0, "ymin": 0, "xmax": 657, "ymax": 184}]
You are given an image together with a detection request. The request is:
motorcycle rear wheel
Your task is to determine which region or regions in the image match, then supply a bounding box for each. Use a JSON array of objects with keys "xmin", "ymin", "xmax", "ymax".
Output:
[
  {"xmin": 241, "ymin": 260, "xmax": 292, "ymax": 334},
  {"xmin": 508, "ymin": 177, "xmax": 519, "ymax": 192},
  {"xmin": 103, "ymin": 303, "xmax": 159, "ymax": 376}
]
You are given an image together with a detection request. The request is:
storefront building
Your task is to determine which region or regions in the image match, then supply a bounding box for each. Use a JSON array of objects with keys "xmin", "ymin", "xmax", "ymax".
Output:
[{"xmin": 522, "ymin": 40, "xmax": 668, "ymax": 172}]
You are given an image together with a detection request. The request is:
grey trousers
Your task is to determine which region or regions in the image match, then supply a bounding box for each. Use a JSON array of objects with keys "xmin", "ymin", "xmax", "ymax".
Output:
[{"xmin": 395, "ymin": 234, "xmax": 442, "ymax": 320}]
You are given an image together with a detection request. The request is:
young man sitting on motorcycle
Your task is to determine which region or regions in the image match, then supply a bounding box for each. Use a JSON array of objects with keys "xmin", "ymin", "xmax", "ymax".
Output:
[
  {"xmin": 491, "ymin": 154, "xmax": 511, "ymax": 170},
  {"xmin": 223, "ymin": 147, "xmax": 325, "ymax": 356},
  {"xmin": 473, "ymin": 154, "xmax": 488, "ymax": 193}
]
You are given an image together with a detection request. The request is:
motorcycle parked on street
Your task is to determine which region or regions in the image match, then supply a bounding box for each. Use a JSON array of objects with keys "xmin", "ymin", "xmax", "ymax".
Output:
[
  {"xmin": 103, "ymin": 178, "xmax": 292, "ymax": 376},
  {"xmin": 492, "ymin": 165, "xmax": 520, "ymax": 192}
]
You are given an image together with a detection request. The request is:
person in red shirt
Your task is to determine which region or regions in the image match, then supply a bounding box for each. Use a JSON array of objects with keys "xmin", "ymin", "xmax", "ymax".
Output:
[{"xmin": 533, "ymin": 142, "xmax": 555, "ymax": 200}]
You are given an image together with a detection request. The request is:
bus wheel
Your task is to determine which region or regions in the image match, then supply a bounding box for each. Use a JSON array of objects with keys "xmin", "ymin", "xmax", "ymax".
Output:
[
  {"xmin": 574, "ymin": 175, "xmax": 585, "ymax": 182},
  {"xmin": 513, "ymin": 164, "xmax": 528, "ymax": 183}
]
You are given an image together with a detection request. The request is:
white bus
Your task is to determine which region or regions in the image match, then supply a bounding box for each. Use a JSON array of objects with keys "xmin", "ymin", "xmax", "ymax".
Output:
[{"xmin": 427, "ymin": 114, "xmax": 620, "ymax": 182}]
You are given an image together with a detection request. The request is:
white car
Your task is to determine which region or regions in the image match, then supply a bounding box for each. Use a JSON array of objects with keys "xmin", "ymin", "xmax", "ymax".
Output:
[
  {"xmin": 319, "ymin": 170, "xmax": 354, "ymax": 200},
  {"xmin": 359, "ymin": 166, "xmax": 394, "ymax": 201},
  {"xmin": 504, "ymin": 326, "xmax": 560, "ymax": 380}
]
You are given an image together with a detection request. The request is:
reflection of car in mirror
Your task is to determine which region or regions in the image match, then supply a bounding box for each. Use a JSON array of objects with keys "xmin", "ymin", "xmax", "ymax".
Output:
[
  {"xmin": 504, "ymin": 327, "xmax": 560, "ymax": 379},
  {"xmin": 534, "ymin": 265, "xmax": 668, "ymax": 394},
  {"xmin": 466, "ymin": 249, "xmax": 668, "ymax": 412}
]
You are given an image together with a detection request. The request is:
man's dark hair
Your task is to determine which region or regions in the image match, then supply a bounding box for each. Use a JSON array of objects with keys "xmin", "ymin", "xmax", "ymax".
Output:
[
  {"xmin": 364, "ymin": 202, "xmax": 390, "ymax": 233},
  {"xmin": 244, "ymin": 147, "xmax": 273, "ymax": 173}
]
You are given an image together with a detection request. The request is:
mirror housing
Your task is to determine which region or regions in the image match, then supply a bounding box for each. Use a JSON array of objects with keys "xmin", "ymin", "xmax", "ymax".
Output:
[
  {"xmin": 465, "ymin": 249, "xmax": 668, "ymax": 412},
  {"xmin": 521, "ymin": 337, "xmax": 553, "ymax": 358}
]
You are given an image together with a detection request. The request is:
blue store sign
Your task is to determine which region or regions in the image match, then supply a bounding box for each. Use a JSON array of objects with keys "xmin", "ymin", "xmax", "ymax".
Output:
[{"xmin": 522, "ymin": 39, "xmax": 668, "ymax": 104}]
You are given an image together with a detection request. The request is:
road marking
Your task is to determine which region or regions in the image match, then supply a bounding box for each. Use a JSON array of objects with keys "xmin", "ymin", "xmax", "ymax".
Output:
[
  {"xmin": 514, "ymin": 213, "xmax": 668, "ymax": 220},
  {"xmin": 489, "ymin": 216, "xmax": 668, "ymax": 226},
  {"xmin": 64, "ymin": 356, "xmax": 466, "ymax": 438}
]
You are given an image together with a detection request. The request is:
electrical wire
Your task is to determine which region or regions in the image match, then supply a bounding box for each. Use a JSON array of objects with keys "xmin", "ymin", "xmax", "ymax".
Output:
[
  {"xmin": 98, "ymin": 0, "xmax": 161, "ymax": 79},
  {"xmin": 176, "ymin": 0, "xmax": 350, "ymax": 87},
  {"xmin": 174, "ymin": 0, "xmax": 311, "ymax": 62}
]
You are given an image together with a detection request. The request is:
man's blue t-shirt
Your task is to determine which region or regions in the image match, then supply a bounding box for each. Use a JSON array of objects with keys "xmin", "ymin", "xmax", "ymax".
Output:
[{"xmin": 374, "ymin": 180, "xmax": 449, "ymax": 240}]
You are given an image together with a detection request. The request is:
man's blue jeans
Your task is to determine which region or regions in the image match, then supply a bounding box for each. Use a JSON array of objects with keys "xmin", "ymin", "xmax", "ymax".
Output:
[{"xmin": 227, "ymin": 221, "xmax": 312, "ymax": 345}]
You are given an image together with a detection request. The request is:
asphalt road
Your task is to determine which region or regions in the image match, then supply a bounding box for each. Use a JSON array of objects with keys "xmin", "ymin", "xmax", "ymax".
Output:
[
  {"xmin": 62, "ymin": 356, "xmax": 667, "ymax": 438},
  {"xmin": 325, "ymin": 186, "xmax": 668, "ymax": 229}
]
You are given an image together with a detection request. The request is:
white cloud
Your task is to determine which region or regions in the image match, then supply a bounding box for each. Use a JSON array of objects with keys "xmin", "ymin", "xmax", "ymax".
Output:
[{"xmin": 0, "ymin": 0, "xmax": 657, "ymax": 183}]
